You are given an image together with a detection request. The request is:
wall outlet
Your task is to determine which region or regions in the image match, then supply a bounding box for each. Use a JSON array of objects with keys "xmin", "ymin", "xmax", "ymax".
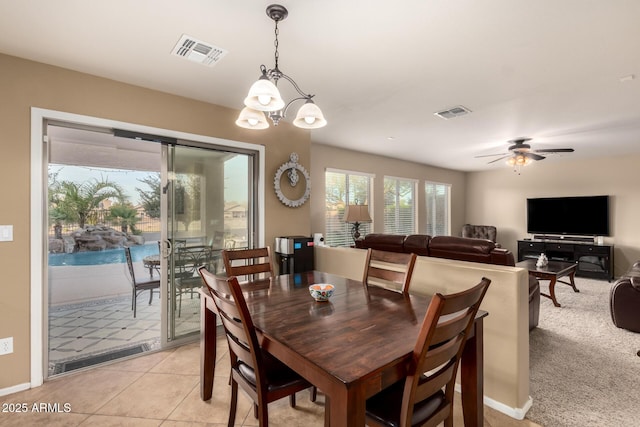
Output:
[
  {"xmin": 0, "ymin": 337, "xmax": 13, "ymax": 355},
  {"xmin": 0, "ymin": 225, "xmax": 13, "ymax": 242}
]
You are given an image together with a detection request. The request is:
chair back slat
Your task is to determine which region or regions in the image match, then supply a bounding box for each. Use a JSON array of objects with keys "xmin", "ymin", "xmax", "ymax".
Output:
[
  {"xmin": 418, "ymin": 335, "xmax": 463, "ymax": 373},
  {"xmin": 363, "ymin": 249, "xmax": 417, "ymax": 294},
  {"xmin": 223, "ymin": 247, "xmax": 274, "ymax": 280},
  {"xmin": 413, "ymin": 361, "xmax": 456, "ymax": 402},
  {"xmin": 430, "ymin": 311, "xmax": 474, "ymax": 346}
]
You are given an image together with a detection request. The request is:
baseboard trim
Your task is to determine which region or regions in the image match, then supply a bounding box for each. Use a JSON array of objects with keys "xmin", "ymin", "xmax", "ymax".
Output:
[
  {"xmin": 454, "ymin": 384, "xmax": 533, "ymax": 420},
  {"xmin": 0, "ymin": 382, "xmax": 31, "ymax": 397},
  {"xmin": 484, "ymin": 394, "xmax": 533, "ymax": 420}
]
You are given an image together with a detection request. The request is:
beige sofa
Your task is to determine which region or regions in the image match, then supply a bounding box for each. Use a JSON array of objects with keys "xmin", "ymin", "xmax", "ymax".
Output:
[{"xmin": 314, "ymin": 245, "xmax": 532, "ymax": 420}]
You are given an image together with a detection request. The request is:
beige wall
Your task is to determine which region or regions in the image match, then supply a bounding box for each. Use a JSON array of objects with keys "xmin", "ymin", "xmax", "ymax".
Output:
[
  {"xmin": 0, "ymin": 53, "xmax": 312, "ymax": 390},
  {"xmin": 466, "ymin": 156, "xmax": 640, "ymax": 276},
  {"xmin": 310, "ymin": 144, "xmax": 467, "ymax": 237}
]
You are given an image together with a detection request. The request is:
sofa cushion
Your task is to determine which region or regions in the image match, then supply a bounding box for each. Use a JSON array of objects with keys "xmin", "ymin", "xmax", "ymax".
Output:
[
  {"xmin": 403, "ymin": 234, "xmax": 431, "ymax": 256},
  {"xmin": 355, "ymin": 233, "xmax": 406, "ymax": 252},
  {"xmin": 429, "ymin": 236, "xmax": 495, "ymax": 254}
]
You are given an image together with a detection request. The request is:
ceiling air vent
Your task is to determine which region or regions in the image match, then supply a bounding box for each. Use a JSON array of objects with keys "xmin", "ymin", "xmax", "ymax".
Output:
[
  {"xmin": 172, "ymin": 34, "xmax": 228, "ymax": 67},
  {"xmin": 434, "ymin": 105, "xmax": 472, "ymax": 120}
]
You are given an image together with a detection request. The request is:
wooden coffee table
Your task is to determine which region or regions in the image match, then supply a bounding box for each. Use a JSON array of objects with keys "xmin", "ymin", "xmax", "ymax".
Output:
[{"xmin": 516, "ymin": 259, "xmax": 579, "ymax": 307}]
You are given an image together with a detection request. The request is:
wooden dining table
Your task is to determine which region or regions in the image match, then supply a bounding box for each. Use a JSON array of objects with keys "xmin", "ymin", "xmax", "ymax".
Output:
[{"xmin": 199, "ymin": 271, "xmax": 487, "ymax": 427}]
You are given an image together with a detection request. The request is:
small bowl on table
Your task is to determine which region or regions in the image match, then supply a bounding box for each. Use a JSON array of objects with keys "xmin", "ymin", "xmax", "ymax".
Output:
[{"xmin": 309, "ymin": 284, "xmax": 334, "ymax": 302}]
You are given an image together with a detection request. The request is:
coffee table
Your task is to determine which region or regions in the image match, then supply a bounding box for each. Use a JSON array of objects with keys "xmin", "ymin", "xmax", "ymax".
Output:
[{"xmin": 516, "ymin": 259, "xmax": 579, "ymax": 307}]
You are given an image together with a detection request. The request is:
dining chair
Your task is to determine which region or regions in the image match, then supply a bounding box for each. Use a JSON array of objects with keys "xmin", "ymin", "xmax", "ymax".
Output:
[
  {"xmin": 197, "ymin": 267, "xmax": 316, "ymax": 427},
  {"xmin": 362, "ymin": 248, "xmax": 418, "ymax": 295},
  {"xmin": 222, "ymin": 246, "xmax": 274, "ymax": 281},
  {"xmin": 174, "ymin": 245, "xmax": 212, "ymax": 316},
  {"xmin": 364, "ymin": 277, "xmax": 491, "ymax": 427},
  {"xmin": 124, "ymin": 247, "xmax": 161, "ymax": 318}
]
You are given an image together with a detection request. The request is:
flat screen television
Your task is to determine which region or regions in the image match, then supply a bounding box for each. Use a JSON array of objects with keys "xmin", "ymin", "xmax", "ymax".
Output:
[{"xmin": 526, "ymin": 195, "xmax": 610, "ymax": 236}]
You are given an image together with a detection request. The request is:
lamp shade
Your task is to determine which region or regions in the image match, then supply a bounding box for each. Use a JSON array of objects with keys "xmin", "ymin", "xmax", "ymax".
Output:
[
  {"xmin": 344, "ymin": 205, "xmax": 372, "ymax": 223},
  {"xmin": 293, "ymin": 99, "xmax": 327, "ymax": 129},
  {"xmin": 244, "ymin": 77, "xmax": 285, "ymax": 111},
  {"xmin": 236, "ymin": 107, "xmax": 269, "ymax": 129}
]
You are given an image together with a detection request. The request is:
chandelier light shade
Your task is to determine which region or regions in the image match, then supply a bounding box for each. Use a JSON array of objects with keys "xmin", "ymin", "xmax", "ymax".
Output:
[
  {"xmin": 243, "ymin": 75, "xmax": 285, "ymax": 112},
  {"xmin": 236, "ymin": 4, "xmax": 326, "ymax": 130},
  {"xmin": 235, "ymin": 106, "xmax": 270, "ymax": 129},
  {"xmin": 293, "ymin": 99, "xmax": 327, "ymax": 129}
]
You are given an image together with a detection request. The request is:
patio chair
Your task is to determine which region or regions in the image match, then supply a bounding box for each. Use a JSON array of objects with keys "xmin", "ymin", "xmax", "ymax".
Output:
[
  {"xmin": 174, "ymin": 245, "xmax": 212, "ymax": 316},
  {"xmin": 124, "ymin": 247, "xmax": 161, "ymax": 318},
  {"xmin": 364, "ymin": 277, "xmax": 491, "ymax": 427}
]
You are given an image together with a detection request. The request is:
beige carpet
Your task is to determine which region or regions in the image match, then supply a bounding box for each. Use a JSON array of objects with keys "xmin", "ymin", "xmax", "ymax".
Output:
[{"xmin": 527, "ymin": 277, "xmax": 640, "ymax": 426}]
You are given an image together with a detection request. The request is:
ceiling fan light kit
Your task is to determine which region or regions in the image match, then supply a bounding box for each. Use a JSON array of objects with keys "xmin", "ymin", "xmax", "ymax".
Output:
[
  {"xmin": 236, "ymin": 4, "xmax": 326, "ymax": 130},
  {"xmin": 477, "ymin": 137, "xmax": 574, "ymax": 173}
]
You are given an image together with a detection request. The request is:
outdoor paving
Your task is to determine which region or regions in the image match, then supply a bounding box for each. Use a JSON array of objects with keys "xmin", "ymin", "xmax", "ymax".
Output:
[{"xmin": 48, "ymin": 279, "xmax": 201, "ymax": 376}]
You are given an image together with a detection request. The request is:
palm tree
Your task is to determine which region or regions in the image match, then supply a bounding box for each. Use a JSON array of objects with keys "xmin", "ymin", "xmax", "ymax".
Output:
[
  {"xmin": 49, "ymin": 178, "xmax": 125, "ymax": 229},
  {"xmin": 107, "ymin": 203, "xmax": 140, "ymax": 233}
]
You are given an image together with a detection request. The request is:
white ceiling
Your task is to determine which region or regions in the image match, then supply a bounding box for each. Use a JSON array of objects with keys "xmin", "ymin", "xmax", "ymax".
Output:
[{"xmin": 2, "ymin": 0, "xmax": 640, "ymax": 171}]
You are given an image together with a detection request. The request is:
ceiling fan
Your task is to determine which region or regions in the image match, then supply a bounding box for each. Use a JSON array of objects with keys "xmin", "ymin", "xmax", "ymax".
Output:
[{"xmin": 476, "ymin": 138, "xmax": 575, "ymax": 166}]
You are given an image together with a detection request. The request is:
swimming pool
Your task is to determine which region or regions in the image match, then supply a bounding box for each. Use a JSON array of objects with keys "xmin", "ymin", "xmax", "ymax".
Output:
[{"xmin": 48, "ymin": 244, "xmax": 159, "ymax": 266}]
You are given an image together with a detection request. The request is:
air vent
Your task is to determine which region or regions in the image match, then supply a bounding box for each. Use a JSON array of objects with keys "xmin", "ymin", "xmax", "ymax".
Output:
[
  {"xmin": 434, "ymin": 105, "xmax": 472, "ymax": 120},
  {"xmin": 172, "ymin": 34, "xmax": 228, "ymax": 67}
]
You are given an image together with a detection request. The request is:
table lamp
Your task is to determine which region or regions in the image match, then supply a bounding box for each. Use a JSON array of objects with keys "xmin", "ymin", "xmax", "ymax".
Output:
[{"xmin": 344, "ymin": 204, "xmax": 372, "ymax": 242}]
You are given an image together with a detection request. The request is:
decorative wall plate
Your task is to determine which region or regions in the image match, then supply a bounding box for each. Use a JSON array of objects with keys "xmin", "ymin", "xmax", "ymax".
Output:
[{"xmin": 274, "ymin": 152, "xmax": 311, "ymax": 208}]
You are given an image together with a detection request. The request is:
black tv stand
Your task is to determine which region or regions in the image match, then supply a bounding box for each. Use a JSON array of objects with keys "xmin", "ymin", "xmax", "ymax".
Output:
[{"xmin": 517, "ymin": 239, "xmax": 614, "ymax": 281}]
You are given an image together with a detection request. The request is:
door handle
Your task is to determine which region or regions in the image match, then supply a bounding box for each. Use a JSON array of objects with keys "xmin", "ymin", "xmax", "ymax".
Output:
[{"xmin": 162, "ymin": 239, "xmax": 173, "ymax": 258}]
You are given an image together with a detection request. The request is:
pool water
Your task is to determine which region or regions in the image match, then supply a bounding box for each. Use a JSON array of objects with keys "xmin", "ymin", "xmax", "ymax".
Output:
[{"xmin": 48, "ymin": 244, "xmax": 159, "ymax": 266}]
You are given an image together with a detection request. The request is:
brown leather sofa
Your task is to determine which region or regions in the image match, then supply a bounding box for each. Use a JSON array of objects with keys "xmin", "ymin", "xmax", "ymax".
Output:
[
  {"xmin": 355, "ymin": 234, "xmax": 540, "ymax": 330},
  {"xmin": 610, "ymin": 261, "xmax": 640, "ymax": 333}
]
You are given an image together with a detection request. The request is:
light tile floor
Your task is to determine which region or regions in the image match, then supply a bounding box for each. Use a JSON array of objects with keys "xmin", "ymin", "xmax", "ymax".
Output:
[
  {"xmin": 1, "ymin": 335, "xmax": 542, "ymax": 427},
  {"xmin": 48, "ymin": 290, "xmax": 201, "ymax": 376}
]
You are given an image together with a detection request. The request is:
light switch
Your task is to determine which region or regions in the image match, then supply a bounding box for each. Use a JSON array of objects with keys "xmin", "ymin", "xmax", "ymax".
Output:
[{"xmin": 0, "ymin": 225, "xmax": 13, "ymax": 242}]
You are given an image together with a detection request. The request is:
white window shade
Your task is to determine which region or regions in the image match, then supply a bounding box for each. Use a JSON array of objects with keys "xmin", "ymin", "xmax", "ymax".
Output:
[
  {"xmin": 425, "ymin": 181, "xmax": 451, "ymax": 236},
  {"xmin": 383, "ymin": 177, "xmax": 417, "ymax": 235},
  {"xmin": 325, "ymin": 170, "xmax": 373, "ymax": 247}
]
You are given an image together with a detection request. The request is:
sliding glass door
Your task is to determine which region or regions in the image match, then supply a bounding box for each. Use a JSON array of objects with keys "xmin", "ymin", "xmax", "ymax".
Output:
[
  {"xmin": 43, "ymin": 116, "xmax": 261, "ymax": 376},
  {"xmin": 162, "ymin": 143, "xmax": 254, "ymax": 342}
]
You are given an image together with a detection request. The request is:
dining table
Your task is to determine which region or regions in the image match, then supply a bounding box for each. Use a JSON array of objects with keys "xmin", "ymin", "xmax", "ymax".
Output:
[{"xmin": 199, "ymin": 271, "xmax": 487, "ymax": 427}]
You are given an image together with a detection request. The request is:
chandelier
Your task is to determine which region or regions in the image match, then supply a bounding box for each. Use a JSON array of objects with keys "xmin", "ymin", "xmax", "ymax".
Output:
[{"xmin": 235, "ymin": 4, "xmax": 327, "ymax": 130}]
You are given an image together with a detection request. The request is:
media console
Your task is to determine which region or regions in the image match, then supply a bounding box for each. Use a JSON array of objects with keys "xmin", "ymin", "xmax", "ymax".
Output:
[{"xmin": 517, "ymin": 238, "xmax": 614, "ymax": 281}]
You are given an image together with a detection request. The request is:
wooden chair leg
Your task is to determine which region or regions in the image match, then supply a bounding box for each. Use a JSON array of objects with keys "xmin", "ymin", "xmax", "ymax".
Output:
[
  {"xmin": 289, "ymin": 391, "xmax": 296, "ymax": 408},
  {"xmin": 258, "ymin": 403, "xmax": 268, "ymax": 427},
  {"xmin": 228, "ymin": 380, "xmax": 238, "ymax": 427},
  {"xmin": 310, "ymin": 386, "xmax": 317, "ymax": 402}
]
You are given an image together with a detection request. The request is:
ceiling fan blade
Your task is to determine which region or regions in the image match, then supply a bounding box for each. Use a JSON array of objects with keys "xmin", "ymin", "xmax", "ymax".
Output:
[
  {"xmin": 526, "ymin": 152, "xmax": 546, "ymax": 161},
  {"xmin": 487, "ymin": 155, "xmax": 511, "ymax": 164},
  {"xmin": 475, "ymin": 152, "xmax": 508, "ymax": 158},
  {"xmin": 534, "ymin": 148, "xmax": 575, "ymax": 153}
]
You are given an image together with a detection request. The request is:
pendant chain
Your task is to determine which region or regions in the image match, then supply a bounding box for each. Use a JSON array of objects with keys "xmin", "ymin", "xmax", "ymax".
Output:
[{"xmin": 274, "ymin": 20, "xmax": 280, "ymax": 69}]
